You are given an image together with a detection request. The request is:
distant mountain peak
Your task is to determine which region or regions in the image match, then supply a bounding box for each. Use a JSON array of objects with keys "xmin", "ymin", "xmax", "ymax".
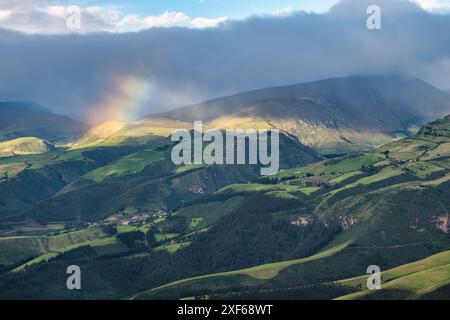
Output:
[
  {"xmin": 0, "ymin": 101, "xmax": 87, "ymax": 143},
  {"xmin": 146, "ymin": 74, "xmax": 450, "ymax": 154}
]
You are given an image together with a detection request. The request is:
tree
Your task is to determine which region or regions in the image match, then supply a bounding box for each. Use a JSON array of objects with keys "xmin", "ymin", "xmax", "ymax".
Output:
[
  {"xmin": 117, "ymin": 230, "xmax": 146, "ymax": 248},
  {"xmin": 146, "ymin": 229, "xmax": 158, "ymax": 248}
]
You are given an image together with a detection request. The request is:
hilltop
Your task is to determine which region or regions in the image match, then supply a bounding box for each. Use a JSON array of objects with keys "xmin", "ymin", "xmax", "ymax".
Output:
[{"xmin": 0, "ymin": 137, "xmax": 55, "ymax": 157}]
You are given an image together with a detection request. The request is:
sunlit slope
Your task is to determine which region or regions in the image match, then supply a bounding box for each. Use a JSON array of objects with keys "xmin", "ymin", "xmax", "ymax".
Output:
[
  {"xmin": 336, "ymin": 251, "xmax": 450, "ymax": 300},
  {"xmin": 71, "ymin": 121, "xmax": 128, "ymax": 148},
  {"xmin": 0, "ymin": 227, "xmax": 111, "ymax": 266},
  {"xmin": 72, "ymin": 118, "xmax": 193, "ymax": 148},
  {"xmin": 134, "ymin": 247, "xmax": 450, "ymax": 300},
  {"xmin": 133, "ymin": 243, "xmax": 349, "ymax": 299},
  {"xmin": 0, "ymin": 137, "xmax": 55, "ymax": 157}
]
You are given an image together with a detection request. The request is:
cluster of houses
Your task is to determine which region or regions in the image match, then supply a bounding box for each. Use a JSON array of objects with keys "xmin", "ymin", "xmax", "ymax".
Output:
[{"xmin": 188, "ymin": 184, "xmax": 205, "ymax": 194}]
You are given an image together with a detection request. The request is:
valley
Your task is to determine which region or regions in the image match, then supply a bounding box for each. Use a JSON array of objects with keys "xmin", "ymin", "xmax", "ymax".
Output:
[{"xmin": 0, "ymin": 76, "xmax": 450, "ymax": 300}]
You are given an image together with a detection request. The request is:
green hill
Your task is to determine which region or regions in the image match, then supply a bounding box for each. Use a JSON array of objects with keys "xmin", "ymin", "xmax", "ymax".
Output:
[
  {"xmin": 0, "ymin": 137, "xmax": 55, "ymax": 157},
  {"xmin": 336, "ymin": 250, "xmax": 450, "ymax": 300},
  {"xmin": 22, "ymin": 132, "xmax": 318, "ymax": 224},
  {"xmin": 71, "ymin": 118, "xmax": 193, "ymax": 149}
]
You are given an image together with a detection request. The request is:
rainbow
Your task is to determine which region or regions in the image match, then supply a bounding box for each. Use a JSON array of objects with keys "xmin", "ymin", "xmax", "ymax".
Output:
[{"xmin": 87, "ymin": 75, "xmax": 151, "ymax": 126}]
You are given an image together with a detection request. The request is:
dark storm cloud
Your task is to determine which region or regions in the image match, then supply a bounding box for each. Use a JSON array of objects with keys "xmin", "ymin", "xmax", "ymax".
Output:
[{"xmin": 0, "ymin": 0, "xmax": 450, "ymax": 123}]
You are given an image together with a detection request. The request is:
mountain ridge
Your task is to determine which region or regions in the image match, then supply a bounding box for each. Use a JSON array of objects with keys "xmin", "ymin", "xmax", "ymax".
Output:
[
  {"xmin": 145, "ymin": 74, "xmax": 450, "ymax": 153},
  {"xmin": 0, "ymin": 101, "xmax": 87, "ymax": 143}
]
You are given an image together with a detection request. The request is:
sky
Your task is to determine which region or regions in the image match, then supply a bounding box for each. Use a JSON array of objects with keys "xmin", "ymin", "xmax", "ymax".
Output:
[
  {"xmin": 1, "ymin": 0, "xmax": 450, "ymax": 125},
  {"xmin": 0, "ymin": 0, "xmax": 340, "ymax": 33},
  {"xmin": 65, "ymin": 0, "xmax": 338, "ymax": 18}
]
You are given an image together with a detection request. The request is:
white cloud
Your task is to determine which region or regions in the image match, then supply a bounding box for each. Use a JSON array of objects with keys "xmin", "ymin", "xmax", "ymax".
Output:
[
  {"xmin": 414, "ymin": 0, "xmax": 450, "ymax": 12},
  {"xmin": 0, "ymin": 2, "xmax": 227, "ymax": 34},
  {"xmin": 190, "ymin": 16, "xmax": 228, "ymax": 28},
  {"xmin": 112, "ymin": 11, "xmax": 191, "ymax": 30},
  {"xmin": 142, "ymin": 11, "xmax": 190, "ymax": 28},
  {"xmin": 273, "ymin": 6, "xmax": 296, "ymax": 16}
]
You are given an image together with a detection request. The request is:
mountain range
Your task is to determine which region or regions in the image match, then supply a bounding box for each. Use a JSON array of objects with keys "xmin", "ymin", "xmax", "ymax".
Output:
[
  {"xmin": 49, "ymin": 74, "xmax": 450, "ymax": 154},
  {"xmin": 148, "ymin": 74, "xmax": 450, "ymax": 153},
  {"xmin": 0, "ymin": 74, "xmax": 449, "ymax": 300}
]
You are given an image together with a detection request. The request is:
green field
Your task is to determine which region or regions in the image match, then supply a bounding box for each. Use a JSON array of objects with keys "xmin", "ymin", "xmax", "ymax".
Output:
[
  {"xmin": 154, "ymin": 241, "xmax": 191, "ymax": 254},
  {"xmin": 404, "ymin": 161, "xmax": 445, "ymax": 179},
  {"xmin": 328, "ymin": 171, "xmax": 362, "ymax": 185},
  {"xmin": 329, "ymin": 167, "xmax": 404, "ymax": 195},
  {"xmin": 219, "ymin": 183, "xmax": 306, "ymax": 196},
  {"xmin": 154, "ymin": 233, "xmax": 179, "ymax": 242},
  {"xmin": 337, "ymin": 250, "xmax": 450, "ymax": 300},
  {"xmin": 85, "ymin": 148, "xmax": 167, "ymax": 182},
  {"xmin": 12, "ymin": 237, "xmax": 127, "ymax": 272},
  {"xmin": 422, "ymin": 142, "xmax": 450, "ymax": 160},
  {"xmin": 0, "ymin": 227, "xmax": 109, "ymax": 266},
  {"xmin": 274, "ymin": 153, "xmax": 383, "ymax": 180},
  {"xmin": 379, "ymin": 138, "xmax": 436, "ymax": 161}
]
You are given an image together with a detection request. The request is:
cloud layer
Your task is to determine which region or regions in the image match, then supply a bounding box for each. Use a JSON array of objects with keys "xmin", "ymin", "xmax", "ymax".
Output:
[
  {"xmin": 0, "ymin": 1, "xmax": 229, "ymax": 34},
  {"xmin": 1, "ymin": 0, "xmax": 450, "ymax": 124}
]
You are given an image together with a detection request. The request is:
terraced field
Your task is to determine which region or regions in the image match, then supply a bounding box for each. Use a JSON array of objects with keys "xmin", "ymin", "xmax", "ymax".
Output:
[
  {"xmin": 328, "ymin": 167, "xmax": 405, "ymax": 195},
  {"xmin": 273, "ymin": 153, "xmax": 384, "ymax": 180},
  {"xmin": 0, "ymin": 227, "xmax": 114, "ymax": 267}
]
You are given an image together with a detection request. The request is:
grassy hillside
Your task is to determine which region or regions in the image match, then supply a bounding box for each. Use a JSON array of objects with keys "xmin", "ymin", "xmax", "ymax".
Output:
[
  {"xmin": 8, "ymin": 131, "xmax": 318, "ymax": 224},
  {"xmin": 1, "ymin": 115, "xmax": 450, "ymax": 299},
  {"xmin": 72, "ymin": 118, "xmax": 192, "ymax": 149},
  {"xmin": 0, "ymin": 137, "xmax": 55, "ymax": 157},
  {"xmin": 125, "ymin": 116, "xmax": 450, "ymax": 300},
  {"xmin": 0, "ymin": 227, "xmax": 109, "ymax": 266},
  {"xmin": 0, "ymin": 144, "xmax": 145, "ymax": 219},
  {"xmin": 336, "ymin": 251, "xmax": 450, "ymax": 300},
  {"xmin": 133, "ymin": 243, "xmax": 349, "ymax": 299}
]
